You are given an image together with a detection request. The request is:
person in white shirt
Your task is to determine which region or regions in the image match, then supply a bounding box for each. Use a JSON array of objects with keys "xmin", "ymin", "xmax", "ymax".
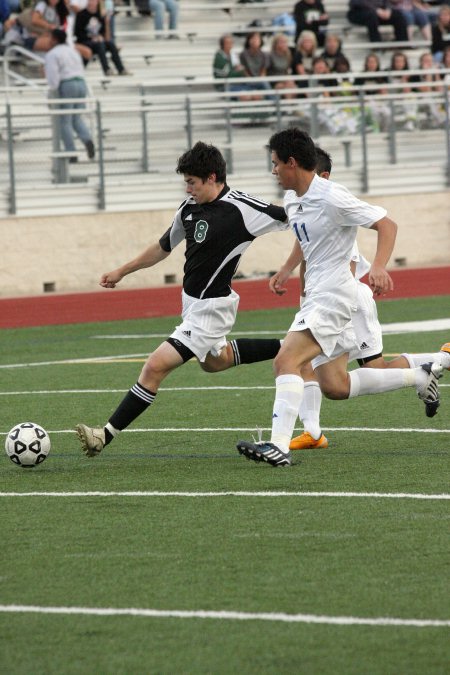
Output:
[
  {"xmin": 45, "ymin": 29, "xmax": 95, "ymax": 161},
  {"xmin": 268, "ymin": 146, "xmax": 450, "ymax": 451},
  {"xmin": 237, "ymin": 127, "xmax": 443, "ymax": 467}
]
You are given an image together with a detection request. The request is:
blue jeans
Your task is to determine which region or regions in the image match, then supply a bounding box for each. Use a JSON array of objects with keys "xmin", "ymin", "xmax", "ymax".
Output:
[
  {"xmin": 148, "ymin": 0, "xmax": 178, "ymax": 30},
  {"xmin": 58, "ymin": 79, "xmax": 92, "ymax": 152},
  {"xmin": 399, "ymin": 6, "xmax": 429, "ymax": 28}
]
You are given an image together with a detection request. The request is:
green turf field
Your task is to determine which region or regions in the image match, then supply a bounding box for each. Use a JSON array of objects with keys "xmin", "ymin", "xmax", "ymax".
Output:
[{"xmin": 1, "ymin": 295, "xmax": 449, "ymax": 674}]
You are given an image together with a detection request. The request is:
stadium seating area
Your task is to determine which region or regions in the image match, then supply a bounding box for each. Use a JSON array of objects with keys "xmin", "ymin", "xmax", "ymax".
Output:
[{"xmin": 0, "ymin": 0, "xmax": 448, "ymax": 217}]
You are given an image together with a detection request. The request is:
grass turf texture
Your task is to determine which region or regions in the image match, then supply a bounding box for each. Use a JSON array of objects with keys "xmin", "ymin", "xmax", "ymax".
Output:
[{"xmin": 0, "ymin": 295, "xmax": 449, "ymax": 674}]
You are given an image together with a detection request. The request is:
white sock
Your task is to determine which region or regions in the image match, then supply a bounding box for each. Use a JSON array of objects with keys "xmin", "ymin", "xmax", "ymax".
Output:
[
  {"xmin": 271, "ymin": 374, "xmax": 304, "ymax": 454},
  {"xmin": 401, "ymin": 352, "xmax": 448, "ymax": 369},
  {"xmin": 349, "ymin": 367, "xmax": 419, "ymax": 397},
  {"xmin": 299, "ymin": 381, "xmax": 322, "ymax": 440},
  {"xmin": 105, "ymin": 422, "xmax": 120, "ymax": 437}
]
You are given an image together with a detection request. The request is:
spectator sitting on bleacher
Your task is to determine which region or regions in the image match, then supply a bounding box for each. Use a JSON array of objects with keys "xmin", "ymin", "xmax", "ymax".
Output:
[
  {"xmin": 414, "ymin": 50, "xmax": 445, "ymax": 126},
  {"xmin": 293, "ymin": 0, "xmax": 329, "ymax": 46},
  {"xmin": 74, "ymin": 0, "xmax": 130, "ymax": 75},
  {"xmin": 441, "ymin": 43, "xmax": 450, "ymax": 80},
  {"xmin": 309, "ymin": 54, "xmax": 338, "ymax": 89},
  {"xmin": 347, "ymin": 0, "xmax": 409, "ymax": 42},
  {"xmin": 213, "ymin": 33, "xmax": 259, "ymax": 101},
  {"xmin": 308, "ymin": 55, "xmax": 359, "ymax": 134},
  {"xmin": 0, "ymin": 0, "xmax": 11, "ymax": 39},
  {"xmin": 387, "ymin": 50, "xmax": 417, "ymax": 130},
  {"xmin": 331, "ymin": 54, "xmax": 366, "ymax": 133},
  {"xmin": 355, "ymin": 51, "xmax": 388, "ymax": 93},
  {"xmin": 354, "ymin": 52, "xmax": 390, "ymax": 130},
  {"xmin": 333, "ymin": 53, "xmax": 353, "ymax": 78},
  {"xmin": 431, "ymin": 5, "xmax": 450, "ymax": 63},
  {"xmin": 148, "ymin": 0, "xmax": 178, "ymax": 38},
  {"xmin": 8, "ymin": 0, "xmax": 91, "ymax": 61},
  {"xmin": 44, "ymin": 28, "xmax": 95, "ymax": 161},
  {"xmin": 267, "ymin": 32, "xmax": 297, "ymax": 98},
  {"xmin": 239, "ymin": 31, "xmax": 273, "ymax": 96},
  {"xmin": 320, "ymin": 33, "xmax": 346, "ymax": 70},
  {"xmin": 387, "ymin": 0, "xmax": 432, "ymax": 42},
  {"xmin": 292, "ymin": 29, "xmax": 318, "ymax": 93}
]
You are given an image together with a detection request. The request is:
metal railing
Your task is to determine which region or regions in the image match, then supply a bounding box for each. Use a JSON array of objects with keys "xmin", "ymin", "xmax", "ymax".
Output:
[{"xmin": 1, "ymin": 72, "xmax": 448, "ymax": 215}]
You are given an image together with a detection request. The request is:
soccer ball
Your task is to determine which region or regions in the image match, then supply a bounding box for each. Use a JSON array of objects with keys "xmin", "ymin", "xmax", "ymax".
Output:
[{"xmin": 5, "ymin": 422, "xmax": 51, "ymax": 467}]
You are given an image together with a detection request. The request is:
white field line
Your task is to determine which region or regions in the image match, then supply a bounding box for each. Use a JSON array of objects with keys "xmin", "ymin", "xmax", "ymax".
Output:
[
  {"xmin": 0, "ymin": 604, "xmax": 448, "ymax": 627},
  {"xmin": 0, "ymin": 385, "xmax": 449, "ymax": 396},
  {"xmin": 0, "ymin": 426, "xmax": 449, "ymax": 436},
  {"xmin": 0, "ymin": 491, "xmax": 449, "ymax": 500},
  {"xmin": 0, "ymin": 353, "xmax": 149, "ymax": 369},
  {"xmin": 89, "ymin": 318, "xmax": 450, "ymax": 339},
  {"xmin": 91, "ymin": 331, "xmax": 283, "ymax": 339},
  {"xmin": 2, "ymin": 317, "xmax": 450, "ymax": 370},
  {"xmin": 0, "ymin": 386, "xmax": 275, "ymax": 395}
]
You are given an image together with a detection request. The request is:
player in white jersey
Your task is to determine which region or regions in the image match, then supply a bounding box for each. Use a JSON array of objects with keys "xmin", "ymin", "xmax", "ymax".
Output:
[
  {"xmin": 237, "ymin": 128, "xmax": 443, "ymax": 467},
  {"xmin": 269, "ymin": 147, "xmax": 450, "ymax": 450}
]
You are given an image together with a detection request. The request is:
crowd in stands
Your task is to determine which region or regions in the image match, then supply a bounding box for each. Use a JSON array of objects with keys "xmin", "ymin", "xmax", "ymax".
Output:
[
  {"xmin": 211, "ymin": 0, "xmax": 449, "ymax": 134},
  {"xmin": 0, "ymin": 0, "xmax": 180, "ymax": 66},
  {"xmin": 1, "ymin": 0, "xmax": 449, "ymax": 137}
]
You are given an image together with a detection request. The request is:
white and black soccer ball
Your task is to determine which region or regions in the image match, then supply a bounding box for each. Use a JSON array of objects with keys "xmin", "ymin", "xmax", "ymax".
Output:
[{"xmin": 5, "ymin": 422, "xmax": 51, "ymax": 467}]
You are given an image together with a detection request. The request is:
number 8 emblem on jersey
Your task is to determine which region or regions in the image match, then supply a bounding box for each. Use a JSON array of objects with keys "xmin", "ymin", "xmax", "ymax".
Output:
[{"xmin": 194, "ymin": 220, "xmax": 209, "ymax": 243}]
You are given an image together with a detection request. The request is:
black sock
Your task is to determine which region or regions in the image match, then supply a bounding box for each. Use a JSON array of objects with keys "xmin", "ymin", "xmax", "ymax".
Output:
[
  {"xmin": 230, "ymin": 338, "xmax": 281, "ymax": 366},
  {"xmin": 105, "ymin": 382, "xmax": 156, "ymax": 442}
]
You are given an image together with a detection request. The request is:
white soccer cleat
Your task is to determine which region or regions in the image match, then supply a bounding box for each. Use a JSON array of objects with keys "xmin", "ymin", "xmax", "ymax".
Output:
[{"xmin": 75, "ymin": 424, "xmax": 105, "ymax": 457}]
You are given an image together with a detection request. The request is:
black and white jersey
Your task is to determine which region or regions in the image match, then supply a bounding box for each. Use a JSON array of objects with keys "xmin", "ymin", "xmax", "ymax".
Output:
[{"xmin": 159, "ymin": 184, "xmax": 287, "ymax": 299}]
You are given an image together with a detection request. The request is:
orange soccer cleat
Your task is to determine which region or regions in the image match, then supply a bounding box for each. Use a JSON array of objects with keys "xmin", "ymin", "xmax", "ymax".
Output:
[
  {"xmin": 440, "ymin": 343, "xmax": 450, "ymax": 370},
  {"xmin": 289, "ymin": 432, "xmax": 329, "ymax": 450}
]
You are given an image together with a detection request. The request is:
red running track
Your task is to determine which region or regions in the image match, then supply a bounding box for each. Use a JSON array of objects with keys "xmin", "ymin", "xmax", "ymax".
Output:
[{"xmin": 1, "ymin": 266, "xmax": 449, "ymax": 329}]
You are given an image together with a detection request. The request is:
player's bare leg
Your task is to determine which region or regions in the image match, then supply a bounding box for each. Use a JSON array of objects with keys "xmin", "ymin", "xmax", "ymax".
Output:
[
  {"xmin": 76, "ymin": 341, "xmax": 184, "ymax": 456},
  {"xmin": 200, "ymin": 338, "xmax": 281, "ymax": 373}
]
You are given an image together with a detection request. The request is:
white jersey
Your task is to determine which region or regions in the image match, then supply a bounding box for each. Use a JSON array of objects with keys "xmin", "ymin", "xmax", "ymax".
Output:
[
  {"xmin": 284, "ymin": 175, "xmax": 386, "ymax": 297},
  {"xmin": 284, "ymin": 175, "xmax": 386, "ymax": 358},
  {"xmin": 350, "ymin": 241, "xmax": 371, "ymax": 280}
]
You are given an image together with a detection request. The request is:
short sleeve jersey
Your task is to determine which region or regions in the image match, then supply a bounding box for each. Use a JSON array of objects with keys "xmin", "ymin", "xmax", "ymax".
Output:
[
  {"xmin": 34, "ymin": 1, "xmax": 59, "ymax": 25},
  {"xmin": 283, "ymin": 175, "xmax": 386, "ymax": 295},
  {"xmin": 159, "ymin": 185, "xmax": 287, "ymax": 299},
  {"xmin": 350, "ymin": 241, "xmax": 371, "ymax": 280}
]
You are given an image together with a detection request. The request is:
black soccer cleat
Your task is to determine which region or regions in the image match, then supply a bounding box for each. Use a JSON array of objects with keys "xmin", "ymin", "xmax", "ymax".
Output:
[
  {"xmin": 236, "ymin": 440, "xmax": 291, "ymax": 467},
  {"xmin": 418, "ymin": 362, "xmax": 443, "ymax": 418}
]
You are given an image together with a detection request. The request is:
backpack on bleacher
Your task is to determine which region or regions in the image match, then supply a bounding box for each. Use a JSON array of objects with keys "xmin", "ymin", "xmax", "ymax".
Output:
[{"xmin": 271, "ymin": 12, "xmax": 296, "ymax": 37}]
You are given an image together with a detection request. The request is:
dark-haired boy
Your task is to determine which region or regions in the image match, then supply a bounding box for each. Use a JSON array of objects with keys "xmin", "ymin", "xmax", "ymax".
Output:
[
  {"xmin": 76, "ymin": 141, "xmax": 288, "ymax": 456},
  {"xmin": 237, "ymin": 128, "xmax": 443, "ymax": 467}
]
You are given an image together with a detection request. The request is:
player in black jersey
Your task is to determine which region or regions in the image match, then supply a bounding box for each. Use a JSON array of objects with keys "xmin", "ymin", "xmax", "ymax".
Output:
[{"xmin": 76, "ymin": 141, "xmax": 289, "ymax": 456}]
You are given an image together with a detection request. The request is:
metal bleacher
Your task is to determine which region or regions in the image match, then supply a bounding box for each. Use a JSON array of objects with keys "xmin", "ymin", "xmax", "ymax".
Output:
[{"xmin": 0, "ymin": 0, "xmax": 448, "ymax": 217}]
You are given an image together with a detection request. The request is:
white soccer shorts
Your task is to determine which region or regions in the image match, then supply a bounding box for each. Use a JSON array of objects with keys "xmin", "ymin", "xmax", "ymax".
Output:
[{"xmin": 169, "ymin": 289, "xmax": 240, "ymax": 362}]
